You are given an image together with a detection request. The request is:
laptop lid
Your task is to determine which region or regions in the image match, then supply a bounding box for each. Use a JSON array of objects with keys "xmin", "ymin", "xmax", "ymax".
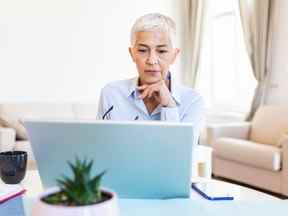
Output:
[{"xmin": 24, "ymin": 120, "xmax": 194, "ymax": 199}]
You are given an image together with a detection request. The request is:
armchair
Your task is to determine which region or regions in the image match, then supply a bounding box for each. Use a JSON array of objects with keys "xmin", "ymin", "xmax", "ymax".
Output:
[{"xmin": 207, "ymin": 106, "xmax": 288, "ymax": 196}]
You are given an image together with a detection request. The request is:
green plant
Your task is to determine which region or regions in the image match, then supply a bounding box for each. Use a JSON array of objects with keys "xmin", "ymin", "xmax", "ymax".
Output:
[{"xmin": 43, "ymin": 158, "xmax": 106, "ymax": 206}]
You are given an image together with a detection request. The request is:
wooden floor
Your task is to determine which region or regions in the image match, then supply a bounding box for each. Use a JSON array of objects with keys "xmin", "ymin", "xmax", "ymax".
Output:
[{"xmin": 212, "ymin": 175, "xmax": 288, "ymax": 200}]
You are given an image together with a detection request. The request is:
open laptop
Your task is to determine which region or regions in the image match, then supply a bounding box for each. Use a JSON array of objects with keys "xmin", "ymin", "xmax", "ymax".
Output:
[{"xmin": 24, "ymin": 120, "xmax": 195, "ymax": 199}]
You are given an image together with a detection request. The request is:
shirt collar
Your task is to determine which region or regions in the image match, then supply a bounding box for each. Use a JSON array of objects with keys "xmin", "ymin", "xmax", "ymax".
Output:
[
  {"xmin": 127, "ymin": 72, "xmax": 181, "ymax": 106},
  {"xmin": 127, "ymin": 77, "xmax": 139, "ymax": 99}
]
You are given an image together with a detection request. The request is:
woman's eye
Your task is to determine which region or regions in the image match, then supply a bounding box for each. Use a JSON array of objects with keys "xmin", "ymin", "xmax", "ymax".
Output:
[
  {"xmin": 158, "ymin": 50, "xmax": 168, "ymax": 54},
  {"xmin": 138, "ymin": 49, "xmax": 147, "ymax": 53}
]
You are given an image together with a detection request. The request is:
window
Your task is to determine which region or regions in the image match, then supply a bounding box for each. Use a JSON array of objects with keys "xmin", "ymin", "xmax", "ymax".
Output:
[{"xmin": 196, "ymin": 0, "xmax": 256, "ymax": 114}]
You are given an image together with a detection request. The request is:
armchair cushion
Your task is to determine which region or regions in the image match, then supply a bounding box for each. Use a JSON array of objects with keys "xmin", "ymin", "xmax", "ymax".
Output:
[
  {"xmin": 207, "ymin": 122, "xmax": 251, "ymax": 146},
  {"xmin": 250, "ymin": 106, "xmax": 288, "ymax": 146},
  {"xmin": 213, "ymin": 137, "xmax": 281, "ymax": 171}
]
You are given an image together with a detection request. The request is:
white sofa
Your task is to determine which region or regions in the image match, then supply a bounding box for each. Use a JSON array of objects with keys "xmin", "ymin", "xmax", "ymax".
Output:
[
  {"xmin": 207, "ymin": 106, "xmax": 288, "ymax": 196},
  {"xmin": 0, "ymin": 103, "xmax": 98, "ymax": 170}
]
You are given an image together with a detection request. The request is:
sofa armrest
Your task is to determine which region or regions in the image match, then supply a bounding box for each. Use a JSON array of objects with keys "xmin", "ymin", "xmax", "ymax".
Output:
[
  {"xmin": 280, "ymin": 136, "xmax": 288, "ymax": 194},
  {"xmin": 206, "ymin": 122, "xmax": 251, "ymax": 146},
  {"xmin": 280, "ymin": 135, "xmax": 288, "ymax": 170},
  {"xmin": 0, "ymin": 128, "xmax": 16, "ymax": 152}
]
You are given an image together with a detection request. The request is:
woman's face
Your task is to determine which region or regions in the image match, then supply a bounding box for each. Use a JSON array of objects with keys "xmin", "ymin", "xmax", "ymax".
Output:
[{"xmin": 129, "ymin": 31, "xmax": 179, "ymax": 85}]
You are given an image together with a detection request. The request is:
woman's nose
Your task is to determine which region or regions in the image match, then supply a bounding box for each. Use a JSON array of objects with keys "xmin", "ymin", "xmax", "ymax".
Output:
[{"xmin": 146, "ymin": 51, "xmax": 159, "ymax": 65}]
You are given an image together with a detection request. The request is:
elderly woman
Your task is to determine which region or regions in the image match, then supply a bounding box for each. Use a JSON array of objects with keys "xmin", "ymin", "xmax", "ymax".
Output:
[{"xmin": 97, "ymin": 13, "xmax": 204, "ymax": 127}]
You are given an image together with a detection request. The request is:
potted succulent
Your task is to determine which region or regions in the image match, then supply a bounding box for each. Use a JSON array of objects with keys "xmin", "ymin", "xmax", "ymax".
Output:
[{"xmin": 32, "ymin": 158, "xmax": 119, "ymax": 216}]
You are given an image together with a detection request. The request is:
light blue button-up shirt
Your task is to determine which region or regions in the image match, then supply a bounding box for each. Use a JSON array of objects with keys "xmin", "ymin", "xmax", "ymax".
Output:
[{"xmin": 97, "ymin": 75, "xmax": 205, "ymax": 139}]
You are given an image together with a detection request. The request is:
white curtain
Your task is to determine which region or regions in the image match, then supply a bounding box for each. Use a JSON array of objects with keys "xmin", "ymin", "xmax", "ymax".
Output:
[
  {"xmin": 239, "ymin": 0, "xmax": 274, "ymax": 120},
  {"xmin": 182, "ymin": 0, "xmax": 207, "ymax": 87}
]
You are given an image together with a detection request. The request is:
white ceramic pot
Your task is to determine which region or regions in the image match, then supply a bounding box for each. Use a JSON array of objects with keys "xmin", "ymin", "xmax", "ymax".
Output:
[{"xmin": 32, "ymin": 187, "xmax": 119, "ymax": 216}]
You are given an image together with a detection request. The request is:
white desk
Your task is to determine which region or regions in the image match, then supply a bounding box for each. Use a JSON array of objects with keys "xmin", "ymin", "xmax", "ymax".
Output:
[
  {"xmin": 20, "ymin": 170, "xmax": 278, "ymax": 201},
  {"xmin": 1, "ymin": 170, "xmax": 281, "ymax": 216}
]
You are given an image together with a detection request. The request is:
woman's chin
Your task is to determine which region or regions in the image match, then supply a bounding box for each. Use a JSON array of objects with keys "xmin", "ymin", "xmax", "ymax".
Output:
[{"xmin": 140, "ymin": 76, "xmax": 161, "ymax": 84}]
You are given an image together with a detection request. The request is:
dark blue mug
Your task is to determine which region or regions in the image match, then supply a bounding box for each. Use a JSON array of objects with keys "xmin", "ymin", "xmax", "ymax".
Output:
[{"xmin": 0, "ymin": 151, "xmax": 27, "ymax": 184}]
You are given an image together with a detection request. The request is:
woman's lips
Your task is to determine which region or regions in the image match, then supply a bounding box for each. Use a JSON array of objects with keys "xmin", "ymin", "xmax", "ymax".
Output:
[{"xmin": 144, "ymin": 70, "xmax": 161, "ymax": 74}]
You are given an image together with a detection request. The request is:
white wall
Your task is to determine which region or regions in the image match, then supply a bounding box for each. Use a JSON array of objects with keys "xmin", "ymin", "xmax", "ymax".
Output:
[
  {"xmin": 0, "ymin": 0, "xmax": 183, "ymax": 102},
  {"xmin": 265, "ymin": 0, "xmax": 288, "ymax": 105}
]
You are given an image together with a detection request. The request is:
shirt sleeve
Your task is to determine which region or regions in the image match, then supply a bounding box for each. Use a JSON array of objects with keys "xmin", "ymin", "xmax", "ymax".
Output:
[
  {"xmin": 182, "ymin": 95, "xmax": 205, "ymax": 125},
  {"xmin": 182, "ymin": 95, "xmax": 206, "ymax": 147}
]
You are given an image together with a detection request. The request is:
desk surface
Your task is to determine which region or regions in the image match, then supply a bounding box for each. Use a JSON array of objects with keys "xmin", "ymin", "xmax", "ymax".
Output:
[
  {"xmin": 0, "ymin": 170, "xmax": 281, "ymax": 216},
  {"xmin": 20, "ymin": 170, "xmax": 279, "ymax": 201}
]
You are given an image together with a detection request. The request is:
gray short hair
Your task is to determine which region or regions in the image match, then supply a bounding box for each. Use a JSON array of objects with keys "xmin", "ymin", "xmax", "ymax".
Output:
[{"xmin": 130, "ymin": 13, "xmax": 176, "ymax": 47}]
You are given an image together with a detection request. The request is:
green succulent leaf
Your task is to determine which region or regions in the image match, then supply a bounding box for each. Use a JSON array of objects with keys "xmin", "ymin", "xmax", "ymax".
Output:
[{"xmin": 51, "ymin": 157, "xmax": 106, "ymax": 206}]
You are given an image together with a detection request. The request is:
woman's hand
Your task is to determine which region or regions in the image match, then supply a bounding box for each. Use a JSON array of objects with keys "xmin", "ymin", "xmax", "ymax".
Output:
[{"xmin": 137, "ymin": 80, "xmax": 176, "ymax": 107}]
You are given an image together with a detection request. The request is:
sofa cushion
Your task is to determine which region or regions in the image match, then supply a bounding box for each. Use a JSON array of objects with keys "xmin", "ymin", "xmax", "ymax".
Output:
[
  {"xmin": 0, "ymin": 128, "xmax": 17, "ymax": 151},
  {"xmin": 0, "ymin": 104, "xmax": 75, "ymax": 120},
  {"xmin": 0, "ymin": 108, "xmax": 28, "ymax": 140},
  {"xmin": 250, "ymin": 106, "xmax": 288, "ymax": 146},
  {"xmin": 0, "ymin": 103, "xmax": 77, "ymax": 140},
  {"xmin": 213, "ymin": 137, "xmax": 281, "ymax": 171}
]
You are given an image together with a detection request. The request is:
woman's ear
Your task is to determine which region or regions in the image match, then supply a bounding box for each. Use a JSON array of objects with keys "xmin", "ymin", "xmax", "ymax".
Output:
[
  {"xmin": 171, "ymin": 48, "xmax": 180, "ymax": 64},
  {"xmin": 129, "ymin": 47, "xmax": 136, "ymax": 62}
]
